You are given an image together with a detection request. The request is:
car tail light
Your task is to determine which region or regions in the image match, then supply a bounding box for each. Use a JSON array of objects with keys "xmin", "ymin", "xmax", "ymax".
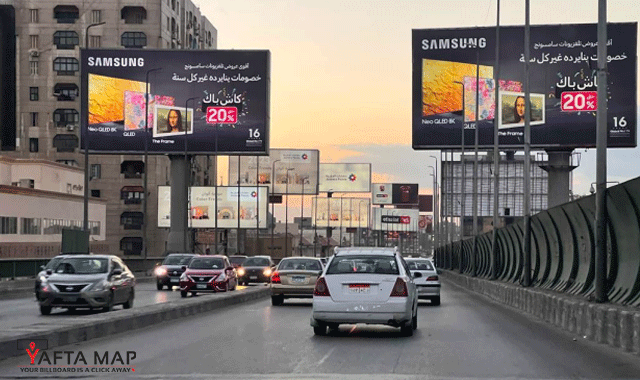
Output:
[
  {"xmin": 427, "ymin": 276, "xmax": 439, "ymax": 281},
  {"xmin": 390, "ymin": 278, "xmax": 408, "ymax": 297},
  {"xmin": 271, "ymin": 272, "xmax": 281, "ymax": 284},
  {"xmin": 314, "ymin": 277, "xmax": 331, "ymax": 297}
]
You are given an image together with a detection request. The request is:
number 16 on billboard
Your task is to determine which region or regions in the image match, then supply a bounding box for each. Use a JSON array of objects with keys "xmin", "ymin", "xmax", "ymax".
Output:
[{"xmin": 207, "ymin": 106, "xmax": 238, "ymax": 124}]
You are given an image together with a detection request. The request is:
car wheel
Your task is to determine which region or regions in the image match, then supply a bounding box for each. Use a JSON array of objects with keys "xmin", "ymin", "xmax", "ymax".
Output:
[
  {"xmin": 156, "ymin": 282, "xmax": 163, "ymax": 291},
  {"xmin": 431, "ymin": 296, "xmax": 441, "ymax": 306},
  {"xmin": 180, "ymin": 290, "xmax": 188, "ymax": 298},
  {"xmin": 123, "ymin": 290, "xmax": 134, "ymax": 309},
  {"xmin": 412, "ymin": 314, "xmax": 418, "ymax": 330},
  {"xmin": 166, "ymin": 284, "xmax": 173, "ymax": 290},
  {"xmin": 400, "ymin": 321, "xmax": 414, "ymax": 337},
  {"xmin": 271, "ymin": 295, "xmax": 284, "ymax": 306},
  {"xmin": 103, "ymin": 293, "xmax": 115, "ymax": 312},
  {"xmin": 313, "ymin": 324, "xmax": 327, "ymax": 336},
  {"xmin": 191, "ymin": 291, "xmax": 197, "ymax": 296},
  {"xmin": 40, "ymin": 305, "xmax": 52, "ymax": 315}
]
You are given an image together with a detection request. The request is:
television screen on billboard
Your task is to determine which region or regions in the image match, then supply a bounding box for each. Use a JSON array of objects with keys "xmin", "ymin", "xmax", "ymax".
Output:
[
  {"xmin": 81, "ymin": 49, "xmax": 270, "ymax": 154},
  {"xmin": 313, "ymin": 197, "xmax": 369, "ymax": 228},
  {"xmin": 318, "ymin": 163, "xmax": 371, "ymax": 193},
  {"xmin": 412, "ymin": 23, "xmax": 637, "ymax": 149},
  {"xmin": 372, "ymin": 183, "xmax": 419, "ymax": 205},
  {"xmin": 157, "ymin": 186, "xmax": 269, "ymax": 229},
  {"xmin": 228, "ymin": 149, "xmax": 319, "ymax": 195},
  {"xmin": 372, "ymin": 208, "xmax": 419, "ymax": 232}
]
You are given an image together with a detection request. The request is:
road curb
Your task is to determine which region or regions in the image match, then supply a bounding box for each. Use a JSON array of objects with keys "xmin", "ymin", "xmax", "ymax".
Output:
[
  {"xmin": 441, "ymin": 270, "xmax": 640, "ymax": 358},
  {"xmin": 0, "ymin": 287, "xmax": 270, "ymax": 361}
]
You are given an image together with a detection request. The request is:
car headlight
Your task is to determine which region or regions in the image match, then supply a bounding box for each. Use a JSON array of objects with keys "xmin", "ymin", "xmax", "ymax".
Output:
[
  {"xmin": 155, "ymin": 267, "xmax": 167, "ymax": 277},
  {"xmin": 180, "ymin": 273, "xmax": 193, "ymax": 282},
  {"xmin": 90, "ymin": 280, "xmax": 110, "ymax": 292},
  {"xmin": 237, "ymin": 268, "xmax": 245, "ymax": 276},
  {"xmin": 263, "ymin": 268, "xmax": 272, "ymax": 277},
  {"xmin": 38, "ymin": 275, "xmax": 47, "ymax": 283}
]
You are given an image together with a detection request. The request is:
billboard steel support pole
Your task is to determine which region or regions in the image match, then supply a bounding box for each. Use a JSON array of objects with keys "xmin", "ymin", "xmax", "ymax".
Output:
[
  {"xmin": 300, "ymin": 181, "xmax": 304, "ymax": 255},
  {"xmin": 271, "ymin": 159, "xmax": 281, "ymax": 257},
  {"xmin": 285, "ymin": 168, "xmax": 294, "ymax": 257},
  {"xmin": 595, "ymin": 0, "xmax": 609, "ymax": 303},
  {"xmin": 523, "ymin": 0, "xmax": 532, "ymax": 287},
  {"xmin": 472, "ymin": 47, "xmax": 480, "ymax": 277},
  {"xmin": 143, "ymin": 67, "xmax": 161, "ymax": 258},
  {"xmin": 185, "ymin": 97, "xmax": 196, "ymax": 253},
  {"xmin": 237, "ymin": 156, "xmax": 241, "ymax": 254},
  {"xmin": 257, "ymin": 156, "xmax": 260, "ymax": 255},
  {"xmin": 214, "ymin": 125, "xmax": 219, "ymax": 254},
  {"xmin": 492, "ymin": 0, "xmax": 501, "ymax": 280}
]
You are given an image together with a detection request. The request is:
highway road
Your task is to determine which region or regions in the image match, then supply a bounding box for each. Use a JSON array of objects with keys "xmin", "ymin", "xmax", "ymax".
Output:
[{"xmin": 2, "ymin": 279, "xmax": 640, "ymax": 379}]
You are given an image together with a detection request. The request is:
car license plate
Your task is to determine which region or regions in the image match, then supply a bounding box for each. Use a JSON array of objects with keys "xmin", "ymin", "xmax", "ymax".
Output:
[
  {"xmin": 196, "ymin": 284, "xmax": 207, "ymax": 289},
  {"xmin": 170, "ymin": 278, "xmax": 179, "ymax": 283},
  {"xmin": 349, "ymin": 284, "xmax": 370, "ymax": 294},
  {"xmin": 62, "ymin": 295, "xmax": 77, "ymax": 302},
  {"xmin": 292, "ymin": 276, "xmax": 305, "ymax": 283},
  {"xmin": 250, "ymin": 276, "xmax": 258, "ymax": 280}
]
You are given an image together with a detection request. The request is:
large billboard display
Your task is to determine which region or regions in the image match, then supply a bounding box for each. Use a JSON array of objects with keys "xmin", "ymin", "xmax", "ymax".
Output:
[
  {"xmin": 318, "ymin": 163, "xmax": 371, "ymax": 193},
  {"xmin": 372, "ymin": 183, "xmax": 419, "ymax": 205},
  {"xmin": 313, "ymin": 197, "xmax": 370, "ymax": 228},
  {"xmin": 228, "ymin": 149, "xmax": 319, "ymax": 195},
  {"xmin": 81, "ymin": 49, "xmax": 270, "ymax": 154},
  {"xmin": 412, "ymin": 23, "xmax": 637, "ymax": 149},
  {"xmin": 157, "ymin": 186, "xmax": 269, "ymax": 228},
  {"xmin": 372, "ymin": 208, "xmax": 419, "ymax": 232}
]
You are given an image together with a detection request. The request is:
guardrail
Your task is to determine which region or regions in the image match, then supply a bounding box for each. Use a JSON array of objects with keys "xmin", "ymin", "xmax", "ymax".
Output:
[{"xmin": 435, "ymin": 176, "xmax": 640, "ymax": 307}]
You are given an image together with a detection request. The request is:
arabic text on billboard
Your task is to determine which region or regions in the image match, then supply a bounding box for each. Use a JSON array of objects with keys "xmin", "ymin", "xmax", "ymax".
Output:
[{"xmin": 318, "ymin": 163, "xmax": 371, "ymax": 193}]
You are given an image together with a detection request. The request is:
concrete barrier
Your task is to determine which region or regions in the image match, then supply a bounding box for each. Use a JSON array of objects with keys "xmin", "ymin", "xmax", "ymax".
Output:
[
  {"xmin": 0, "ymin": 286, "xmax": 270, "ymax": 361},
  {"xmin": 443, "ymin": 270, "xmax": 640, "ymax": 357}
]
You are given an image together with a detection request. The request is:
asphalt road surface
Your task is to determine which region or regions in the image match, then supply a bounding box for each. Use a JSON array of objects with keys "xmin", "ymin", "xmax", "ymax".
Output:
[{"xmin": 2, "ymin": 279, "xmax": 640, "ymax": 379}]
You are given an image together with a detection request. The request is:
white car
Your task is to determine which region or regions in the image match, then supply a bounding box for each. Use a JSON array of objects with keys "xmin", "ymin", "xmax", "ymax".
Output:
[
  {"xmin": 405, "ymin": 257, "xmax": 441, "ymax": 305},
  {"xmin": 311, "ymin": 247, "xmax": 421, "ymax": 336}
]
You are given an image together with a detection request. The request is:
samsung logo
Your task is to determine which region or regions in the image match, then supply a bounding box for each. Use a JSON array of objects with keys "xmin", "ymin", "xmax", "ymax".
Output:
[
  {"xmin": 421, "ymin": 37, "xmax": 486, "ymax": 50},
  {"xmin": 87, "ymin": 57, "xmax": 145, "ymax": 67}
]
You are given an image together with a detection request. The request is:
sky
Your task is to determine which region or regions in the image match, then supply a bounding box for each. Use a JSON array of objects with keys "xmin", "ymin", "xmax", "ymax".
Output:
[{"xmin": 196, "ymin": 0, "xmax": 640, "ymax": 220}]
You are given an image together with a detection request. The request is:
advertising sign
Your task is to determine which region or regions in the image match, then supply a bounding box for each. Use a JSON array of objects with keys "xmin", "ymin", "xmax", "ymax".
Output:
[
  {"xmin": 157, "ymin": 186, "xmax": 269, "ymax": 228},
  {"xmin": 228, "ymin": 149, "xmax": 319, "ymax": 195},
  {"xmin": 313, "ymin": 197, "xmax": 370, "ymax": 228},
  {"xmin": 412, "ymin": 23, "xmax": 637, "ymax": 149},
  {"xmin": 419, "ymin": 214, "xmax": 433, "ymax": 233},
  {"xmin": 372, "ymin": 208, "xmax": 419, "ymax": 232},
  {"xmin": 81, "ymin": 49, "xmax": 270, "ymax": 154},
  {"xmin": 372, "ymin": 183, "xmax": 419, "ymax": 205},
  {"xmin": 318, "ymin": 163, "xmax": 371, "ymax": 193}
]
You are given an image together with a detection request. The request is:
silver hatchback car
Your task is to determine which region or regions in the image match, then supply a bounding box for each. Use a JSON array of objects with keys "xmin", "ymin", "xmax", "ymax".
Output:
[{"xmin": 37, "ymin": 255, "xmax": 136, "ymax": 315}]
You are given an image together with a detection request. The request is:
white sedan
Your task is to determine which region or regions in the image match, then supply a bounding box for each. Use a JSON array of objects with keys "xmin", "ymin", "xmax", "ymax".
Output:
[{"xmin": 310, "ymin": 247, "xmax": 421, "ymax": 336}]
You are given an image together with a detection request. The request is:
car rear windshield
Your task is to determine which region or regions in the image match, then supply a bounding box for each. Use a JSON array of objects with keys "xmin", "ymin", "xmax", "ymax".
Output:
[
  {"xmin": 243, "ymin": 258, "xmax": 270, "ymax": 267},
  {"xmin": 189, "ymin": 258, "xmax": 226, "ymax": 269},
  {"xmin": 278, "ymin": 259, "xmax": 322, "ymax": 271},
  {"xmin": 54, "ymin": 258, "xmax": 109, "ymax": 274},
  {"xmin": 163, "ymin": 255, "xmax": 193, "ymax": 265},
  {"xmin": 407, "ymin": 260, "xmax": 434, "ymax": 271},
  {"xmin": 229, "ymin": 257, "xmax": 246, "ymax": 265},
  {"xmin": 326, "ymin": 255, "xmax": 399, "ymax": 275}
]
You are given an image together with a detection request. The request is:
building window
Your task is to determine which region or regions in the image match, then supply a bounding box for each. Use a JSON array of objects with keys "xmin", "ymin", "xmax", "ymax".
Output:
[
  {"xmin": 30, "ymin": 61, "xmax": 38, "ymax": 76},
  {"xmin": 30, "ymin": 35, "xmax": 38, "ymax": 49},
  {"xmin": 90, "ymin": 35, "xmax": 101, "ymax": 48},
  {"xmin": 53, "ymin": 57, "xmax": 79, "ymax": 75},
  {"xmin": 53, "ymin": 5, "xmax": 79, "ymax": 24},
  {"xmin": 30, "ymin": 87, "xmax": 39, "ymax": 101},
  {"xmin": 121, "ymin": 6, "xmax": 147, "ymax": 24},
  {"xmin": 31, "ymin": 112, "xmax": 38, "ymax": 127},
  {"xmin": 92, "ymin": 10, "xmax": 101, "ymax": 24},
  {"xmin": 53, "ymin": 31, "xmax": 80, "ymax": 49},
  {"xmin": 120, "ymin": 237, "xmax": 143, "ymax": 255},
  {"xmin": 90, "ymin": 164, "xmax": 101, "ymax": 179},
  {"xmin": 29, "ymin": 138, "xmax": 39, "ymax": 152},
  {"xmin": 167, "ymin": 16, "xmax": 170, "ymax": 31},
  {"xmin": 91, "ymin": 189, "xmax": 101, "ymax": 198},
  {"xmin": 0, "ymin": 217, "xmax": 18, "ymax": 234},
  {"xmin": 53, "ymin": 84, "xmax": 78, "ymax": 101},
  {"xmin": 21, "ymin": 218, "xmax": 42, "ymax": 235},
  {"xmin": 30, "ymin": 9, "xmax": 39, "ymax": 23},
  {"xmin": 121, "ymin": 161, "xmax": 144, "ymax": 178},
  {"xmin": 121, "ymin": 186, "xmax": 145, "ymax": 204},
  {"xmin": 53, "ymin": 109, "xmax": 79, "ymax": 127},
  {"xmin": 56, "ymin": 159, "xmax": 79, "ymax": 167},
  {"xmin": 121, "ymin": 212, "xmax": 143, "ymax": 230},
  {"xmin": 121, "ymin": 32, "xmax": 146, "ymax": 48},
  {"xmin": 52, "ymin": 134, "xmax": 79, "ymax": 153}
]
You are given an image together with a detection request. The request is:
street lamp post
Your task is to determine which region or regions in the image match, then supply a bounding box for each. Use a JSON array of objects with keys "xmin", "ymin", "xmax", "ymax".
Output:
[
  {"xmin": 299, "ymin": 180, "xmax": 305, "ymax": 255},
  {"xmin": 82, "ymin": 21, "xmax": 105, "ymax": 253},
  {"xmin": 429, "ymin": 155, "xmax": 438, "ymax": 260},
  {"xmin": 271, "ymin": 159, "xmax": 281, "ymax": 257},
  {"xmin": 285, "ymin": 168, "xmax": 294, "ymax": 257},
  {"xmin": 184, "ymin": 97, "xmax": 197, "ymax": 252},
  {"xmin": 142, "ymin": 67, "xmax": 161, "ymax": 259}
]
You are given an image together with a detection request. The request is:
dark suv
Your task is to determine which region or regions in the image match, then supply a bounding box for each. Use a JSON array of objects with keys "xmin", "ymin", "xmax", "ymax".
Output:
[
  {"xmin": 154, "ymin": 253, "xmax": 195, "ymax": 290},
  {"xmin": 237, "ymin": 256, "xmax": 275, "ymax": 285}
]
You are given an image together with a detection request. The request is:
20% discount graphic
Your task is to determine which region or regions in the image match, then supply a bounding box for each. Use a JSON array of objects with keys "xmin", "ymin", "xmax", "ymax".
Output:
[{"xmin": 206, "ymin": 106, "xmax": 238, "ymax": 124}]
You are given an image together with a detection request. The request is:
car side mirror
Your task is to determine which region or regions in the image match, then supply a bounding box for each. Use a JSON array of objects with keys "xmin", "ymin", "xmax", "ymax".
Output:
[
  {"xmin": 181, "ymin": 265, "xmax": 187, "ymax": 271},
  {"xmin": 111, "ymin": 268, "xmax": 123, "ymax": 276},
  {"xmin": 413, "ymin": 271, "xmax": 423, "ymax": 278},
  {"xmin": 45, "ymin": 269, "xmax": 52, "ymax": 276}
]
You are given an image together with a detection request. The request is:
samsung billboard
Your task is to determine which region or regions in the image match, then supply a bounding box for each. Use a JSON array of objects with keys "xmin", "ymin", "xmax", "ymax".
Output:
[
  {"xmin": 228, "ymin": 149, "xmax": 319, "ymax": 195},
  {"xmin": 157, "ymin": 186, "xmax": 269, "ymax": 229},
  {"xmin": 412, "ymin": 23, "xmax": 637, "ymax": 149},
  {"xmin": 81, "ymin": 49, "xmax": 270, "ymax": 154},
  {"xmin": 318, "ymin": 163, "xmax": 371, "ymax": 193}
]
